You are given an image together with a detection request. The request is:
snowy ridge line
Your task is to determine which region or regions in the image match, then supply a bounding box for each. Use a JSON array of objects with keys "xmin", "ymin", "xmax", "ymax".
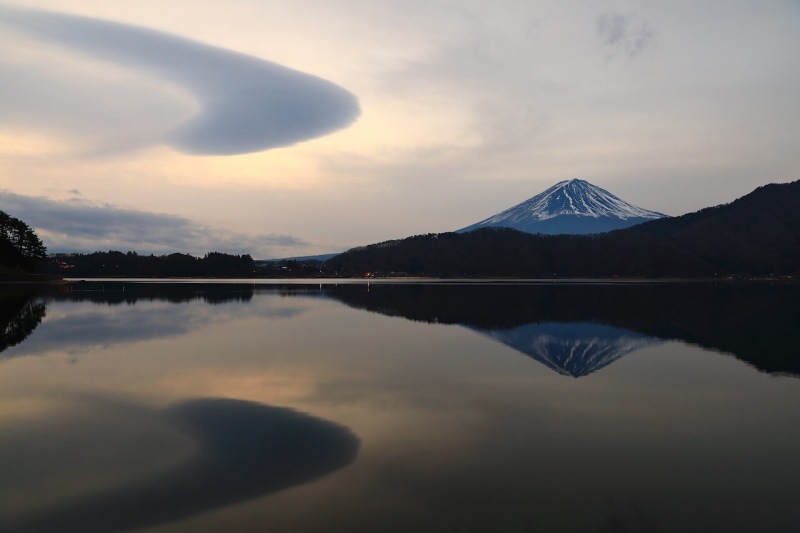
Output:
[
  {"xmin": 457, "ymin": 178, "xmax": 668, "ymax": 235},
  {"xmin": 487, "ymin": 179, "xmax": 664, "ymax": 222}
]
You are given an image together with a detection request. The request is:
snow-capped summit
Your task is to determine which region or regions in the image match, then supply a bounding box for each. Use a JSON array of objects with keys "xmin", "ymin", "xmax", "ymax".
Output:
[{"xmin": 458, "ymin": 178, "xmax": 668, "ymax": 235}]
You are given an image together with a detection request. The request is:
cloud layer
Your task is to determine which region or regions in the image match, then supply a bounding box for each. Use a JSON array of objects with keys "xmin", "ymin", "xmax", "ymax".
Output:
[
  {"xmin": 0, "ymin": 4, "xmax": 360, "ymax": 155},
  {"xmin": 0, "ymin": 190, "xmax": 305, "ymax": 257}
]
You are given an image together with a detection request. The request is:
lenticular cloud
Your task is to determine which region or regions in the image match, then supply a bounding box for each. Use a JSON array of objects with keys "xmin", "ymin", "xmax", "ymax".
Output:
[{"xmin": 1, "ymin": 5, "xmax": 360, "ymax": 155}]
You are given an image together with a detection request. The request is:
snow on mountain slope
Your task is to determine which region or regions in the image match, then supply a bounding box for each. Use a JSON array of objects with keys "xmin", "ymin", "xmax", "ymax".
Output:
[{"xmin": 458, "ymin": 179, "xmax": 668, "ymax": 235}]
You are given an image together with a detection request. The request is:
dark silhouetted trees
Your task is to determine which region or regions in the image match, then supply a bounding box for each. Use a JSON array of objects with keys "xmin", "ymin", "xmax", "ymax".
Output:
[
  {"xmin": 50, "ymin": 251, "xmax": 258, "ymax": 277},
  {"xmin": 0, "ymin": 210, "xmax": 47, "ymax": 272}
]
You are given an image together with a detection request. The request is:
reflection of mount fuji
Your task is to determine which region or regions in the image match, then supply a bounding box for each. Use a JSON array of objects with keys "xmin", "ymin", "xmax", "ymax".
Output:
[
  {"xmin": 323, "ymin": 282, "xmax": 800, "ymax": 378},
  {"xmin": 472, "ymin": 322, "xmax": 660, "ymax": 377}
]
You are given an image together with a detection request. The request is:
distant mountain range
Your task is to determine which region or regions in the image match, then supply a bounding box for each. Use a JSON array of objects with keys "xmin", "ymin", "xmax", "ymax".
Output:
[
  {"xmin": 262, "ymin": 253, "xmax": 340, "ymax": 263},
  {"xmin": 458, "ymin": 178, "xmax": 667, "ymax": 234},
  {"xmin": 327, "ymin": 180, "xmax": 800, "ymax": 277}
]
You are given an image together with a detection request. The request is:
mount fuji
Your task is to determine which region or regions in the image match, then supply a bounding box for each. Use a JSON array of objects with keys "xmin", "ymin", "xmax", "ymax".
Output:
[{"xmin": 458, "ymin": 179, "xmax": 668, "ymax": 235}]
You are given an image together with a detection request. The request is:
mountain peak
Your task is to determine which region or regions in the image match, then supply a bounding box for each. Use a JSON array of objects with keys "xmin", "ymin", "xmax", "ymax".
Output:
[{"xmin": 458, "ymin": 179, "xmax": 667, "ymax": 235}]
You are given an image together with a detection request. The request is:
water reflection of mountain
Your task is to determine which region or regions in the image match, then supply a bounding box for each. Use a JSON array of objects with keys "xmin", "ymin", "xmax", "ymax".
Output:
[
  {"xmin": 323, "ymin": 282, "xmax": 800, "ymax": 377},
  {"xmin": 473, "ymin": 322, "xmax": 661, "ymax": 377},
  {"xmin": 3, "ymin": 281, "xmax": 798, "ymax": 377}
]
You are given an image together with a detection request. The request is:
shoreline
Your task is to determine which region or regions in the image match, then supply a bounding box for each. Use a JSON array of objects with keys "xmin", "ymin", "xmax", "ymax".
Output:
[
  {"xmin": 0, "ymin": 273, "xmax": 65, "ymax": 284},
  {"xmin": 58, "ymin": 276, "xmax": 798, "ymax": 285}
]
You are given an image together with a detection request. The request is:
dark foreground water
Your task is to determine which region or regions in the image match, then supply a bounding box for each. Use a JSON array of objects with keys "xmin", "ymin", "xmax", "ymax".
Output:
[{"xmin": 1, "ymin": 280, "xmax": 799, "ymax": 532}]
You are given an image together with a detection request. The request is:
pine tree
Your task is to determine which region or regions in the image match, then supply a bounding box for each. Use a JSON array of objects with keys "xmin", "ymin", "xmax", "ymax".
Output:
[{"xmin": 0, "ymin": 210, "xmax": 47, "ymax": 260}]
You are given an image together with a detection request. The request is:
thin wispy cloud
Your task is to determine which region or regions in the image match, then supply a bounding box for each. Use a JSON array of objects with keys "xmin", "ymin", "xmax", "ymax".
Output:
[
  {"xmin": 596, "ymin": 11, "xmax": 655, "ymax": 58},
  {"xmin": 0, "ymin": 191, "xmax": 306, "ymax": 257},
  {"xmin": 0, "ymin": 4, "xmax": 360, "ymax": 155}
]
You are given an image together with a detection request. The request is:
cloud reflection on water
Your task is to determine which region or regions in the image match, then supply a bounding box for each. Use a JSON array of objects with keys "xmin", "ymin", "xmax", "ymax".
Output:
[{"xmin": 1, "ymin": 397, "xmax": 359, "ymax": 533}]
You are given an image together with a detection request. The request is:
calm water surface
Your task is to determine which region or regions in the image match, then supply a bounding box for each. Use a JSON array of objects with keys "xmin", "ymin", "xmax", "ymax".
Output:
[{"xmin": 1, "ymin": 280, "xmax": 799, "ymax": 532}]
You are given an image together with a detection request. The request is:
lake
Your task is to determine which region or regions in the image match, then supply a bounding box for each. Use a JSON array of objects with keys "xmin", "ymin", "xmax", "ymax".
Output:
[{"xmin": 1, "ymin": 280, "xmax": 799, "ymax": 532}]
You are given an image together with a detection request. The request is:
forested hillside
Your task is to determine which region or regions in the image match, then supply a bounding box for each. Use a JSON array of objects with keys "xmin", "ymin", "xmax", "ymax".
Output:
[{"xmin": 51, "ymin": 251, "xmax": 259, "ymax": 278}]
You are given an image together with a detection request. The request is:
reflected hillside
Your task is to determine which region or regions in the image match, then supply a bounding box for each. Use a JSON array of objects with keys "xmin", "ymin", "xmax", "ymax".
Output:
[
  {"xmin": 0, "ymin": 291, "xmax": 46, "ymax": 353},
  {"xmin": 58, "ymin": 281, "xmax": 258, "ymax": 305},
  {"xmin": 473, "ymin": 322, "xmax": 661, "ymax": 377},
  {"xmin": 4, "ymin": 281, "xmax": 798, "ymax": 377},
  {"xmin": 323, "ymin": 282, "xmax": 800, "ymax": 377},
  {"xmin": 55, "ymin": 281, "xmax": 333, "ymax": 305},
  {"xmin": 1, "ymin": 283, "xmax": 321, "ymax": 360}
]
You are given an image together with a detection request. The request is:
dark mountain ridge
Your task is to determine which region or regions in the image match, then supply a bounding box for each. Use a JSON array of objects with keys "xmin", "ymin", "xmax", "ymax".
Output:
[
  {"xmin": 625, "ymin": 181, "xmax": 800, "ymax": 273},
  {"xmin": 327, "ymin": 180, "xmax": 800, "ymax": 278}
]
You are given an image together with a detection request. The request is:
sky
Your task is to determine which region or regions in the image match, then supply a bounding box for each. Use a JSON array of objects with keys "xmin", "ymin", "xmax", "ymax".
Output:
[{"xmin": 1, "ymin": 0, "xmax": 798, "ymax": 258}]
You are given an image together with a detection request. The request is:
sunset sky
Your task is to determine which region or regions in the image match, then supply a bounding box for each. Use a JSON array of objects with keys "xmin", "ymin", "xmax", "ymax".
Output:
[{"xmin": 1, "ymin": 1, "xmax": 798, "ymax": 258}]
